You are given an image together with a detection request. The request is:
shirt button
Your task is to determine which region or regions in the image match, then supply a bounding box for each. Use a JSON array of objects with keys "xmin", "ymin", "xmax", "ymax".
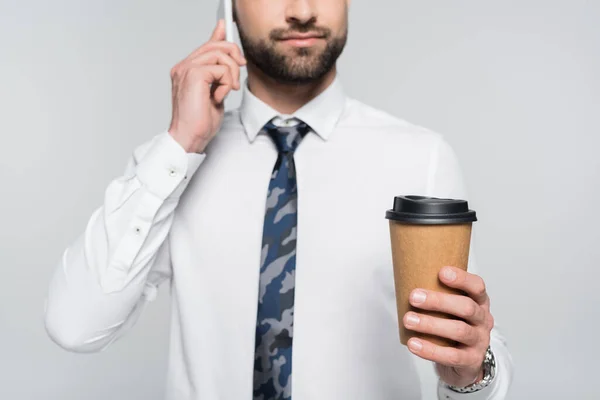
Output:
[
  {"xmin": 134, "ymin": 226, "xmax": 142, "ymax": 235},
  {"xmin": 168, "ymin": 168, "xmax": 178, "ymax": 177}
]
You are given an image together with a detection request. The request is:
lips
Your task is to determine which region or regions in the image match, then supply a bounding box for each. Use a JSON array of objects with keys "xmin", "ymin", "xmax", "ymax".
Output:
[
  {"xmin": 277, "ymin": 32, "xmax": 325, "ymax": 47},
  {"xmin": 280, "ymin": 34, "xmax": 324, "ymax": 40}
]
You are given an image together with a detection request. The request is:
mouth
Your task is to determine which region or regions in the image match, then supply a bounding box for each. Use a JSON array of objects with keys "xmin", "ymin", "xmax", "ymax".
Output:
[{"xmin": 278, "ymin": 32, "xmax": 326, "ymax": 47}]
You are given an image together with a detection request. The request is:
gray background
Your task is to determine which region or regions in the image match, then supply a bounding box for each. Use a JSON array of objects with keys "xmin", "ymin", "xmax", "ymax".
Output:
[{"xmin": 1, "ymin": 0, "xmax": 598, "ymax": 399}]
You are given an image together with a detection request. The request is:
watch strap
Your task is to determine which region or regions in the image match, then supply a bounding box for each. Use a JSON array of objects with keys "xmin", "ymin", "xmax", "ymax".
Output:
[{"xmin": 445, "ymin": 346, "xmax": 496, "ymax": 394}]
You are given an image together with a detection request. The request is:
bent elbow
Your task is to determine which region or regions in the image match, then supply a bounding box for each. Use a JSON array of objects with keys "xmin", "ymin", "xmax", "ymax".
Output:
[{"xmin": 43, "ymin": 300, "xmax": 110, "ymax": 354}]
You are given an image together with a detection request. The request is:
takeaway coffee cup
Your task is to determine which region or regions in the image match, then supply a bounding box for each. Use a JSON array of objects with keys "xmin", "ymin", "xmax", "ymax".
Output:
[{"xmin": 385, "ymin": 195, "xmax": 477, "ymax": 347}]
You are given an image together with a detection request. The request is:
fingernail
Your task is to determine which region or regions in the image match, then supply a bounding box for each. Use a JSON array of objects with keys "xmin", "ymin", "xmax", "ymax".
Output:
[
  {"xmin": 405, "ymin": 313, "xmax": 420, "ymax": 327},
  {"xmin": 411, "ymin": 290, "xmax": 427, "ymax": 304},
  {"xmin": 408, "ymin": 339, "xmax": 423, "ymax": 351},
  {"xmin": 443, "ymin": 267, "xmax": 457, "ymax": 281}
]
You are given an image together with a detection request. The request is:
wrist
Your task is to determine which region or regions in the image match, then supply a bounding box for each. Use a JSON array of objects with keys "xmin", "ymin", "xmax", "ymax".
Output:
[
  {"xmin": 443, "ymin": 346, "xmax": 496, "ymax": 394},
  {"xmin": 460, "ymin": 365, "xmax": 485, "ymax": 386},
  {"xmin": 168, "ymin": 130, "xmax": 209, "ymax": 154},
  {"xmin": 474, "ymin": 367, "xmax": 485, "ymax": 383}
]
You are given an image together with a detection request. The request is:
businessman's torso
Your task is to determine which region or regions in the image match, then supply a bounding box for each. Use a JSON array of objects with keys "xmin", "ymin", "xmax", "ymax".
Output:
[{"xmin": 163, "ymin": 98, "xmax": 438, "ymax": 399}]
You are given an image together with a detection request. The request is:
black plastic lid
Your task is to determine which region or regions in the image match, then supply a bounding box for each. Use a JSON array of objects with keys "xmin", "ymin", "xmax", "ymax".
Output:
[{"xmin": 385, "ymin": 195, "xmax": 477, "ymax": 225}]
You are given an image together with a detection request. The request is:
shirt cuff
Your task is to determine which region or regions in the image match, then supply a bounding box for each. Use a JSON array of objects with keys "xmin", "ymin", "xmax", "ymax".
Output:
[
  {"xmin": 438, "ymin": 374, "xmax": 499, "ymax": 400},
  {"xmin": 136, "ymin": 132, "xmax": 205, "ymax": 200}
]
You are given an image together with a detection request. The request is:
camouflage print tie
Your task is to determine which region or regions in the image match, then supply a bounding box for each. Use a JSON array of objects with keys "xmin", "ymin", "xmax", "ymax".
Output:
[{"xmin": 253, "ymin": 120, "xmax": 310, "ymax": 400}]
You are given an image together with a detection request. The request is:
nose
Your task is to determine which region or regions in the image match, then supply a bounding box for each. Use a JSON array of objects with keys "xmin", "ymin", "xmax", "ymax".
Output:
[{"xmin": 285, "ymin": 0, "xmax": 317, "ymax": 26}]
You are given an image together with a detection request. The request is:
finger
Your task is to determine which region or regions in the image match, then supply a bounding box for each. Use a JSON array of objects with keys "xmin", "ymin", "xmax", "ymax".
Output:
[
  {"xmin": 403, "ymin": 312, "xmax": 479, "ymax": 345},
  {"xmin": 409, "ymin": 289, "xmax": 485, "ymax": 324},
  {"xmin": 407, "ymin": 337, "xmax": 481, "ymax": 369},
  {"xmin": 186, "ymin": 64, "xmax": 233, "ymax": 86},
  {"xmin": 200, "ymin": 65, "xmax": 234, "ymax": 104},
  {"xmin": 440, "ymin": 267, "xmax": 489, "ymax": 305},
  {"xmin": 213, "ymin": 82, "xmax": 232, "ymax": 104},
  {"xmin": 184, "ymin": 64, "xmax": 234, "ymax": 104},
  {"xmin": 185, "ymin": 50, "xmax": 242, "ymax": 89},
  {"xmin": 188, "ymin": 41, "xmax": 246, "ymax": 66},
  {"xmin": 210, "ymin": 19, "xmax": 226, "ymax": 42}
]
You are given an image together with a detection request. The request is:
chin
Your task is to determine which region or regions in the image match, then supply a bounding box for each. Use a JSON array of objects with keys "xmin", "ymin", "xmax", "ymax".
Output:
[{"xmin": 286, "ymin": 60, "xmax": 320, "ymax": 73}]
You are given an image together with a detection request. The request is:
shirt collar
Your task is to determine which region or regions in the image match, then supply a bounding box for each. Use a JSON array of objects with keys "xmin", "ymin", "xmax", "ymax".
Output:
[{"xmin": 239, "ymin": 75, "xmax": 346, "ymax": 142}]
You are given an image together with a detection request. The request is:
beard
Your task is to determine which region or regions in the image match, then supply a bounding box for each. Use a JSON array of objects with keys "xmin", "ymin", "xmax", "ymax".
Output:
[{"xmin": 237, "ymin": 19, "xmax": 348, "ymax": 84}]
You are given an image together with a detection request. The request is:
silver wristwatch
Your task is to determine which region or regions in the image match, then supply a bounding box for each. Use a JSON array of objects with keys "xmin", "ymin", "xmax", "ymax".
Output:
[{"xmin": 445, "ymin": 346, "xmax": 496, "ymax": 393}]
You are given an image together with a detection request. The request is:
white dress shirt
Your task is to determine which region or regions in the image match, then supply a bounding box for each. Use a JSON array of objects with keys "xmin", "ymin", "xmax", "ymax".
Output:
[{"xmin": 45, "ymin": 76, "xmax": 513, "ymax": 399}]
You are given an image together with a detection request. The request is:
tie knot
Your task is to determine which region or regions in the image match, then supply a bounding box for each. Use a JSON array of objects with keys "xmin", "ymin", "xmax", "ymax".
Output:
[{"xmin": 263, "ymin": 120, "xmax": 309, "ymax": 153}]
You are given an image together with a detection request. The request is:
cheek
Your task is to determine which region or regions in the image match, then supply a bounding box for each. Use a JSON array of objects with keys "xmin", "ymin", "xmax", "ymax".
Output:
[
  {"xmin": 241, "ymin": 1, "xmax": 285, "ymax": 23},
  {"xmin": 321, "ymin": 8, "xmax": 348, "ymax": 34},
  {"xmin": 243, "ymin": 12, "xmax": 281, "ymax": 38}
]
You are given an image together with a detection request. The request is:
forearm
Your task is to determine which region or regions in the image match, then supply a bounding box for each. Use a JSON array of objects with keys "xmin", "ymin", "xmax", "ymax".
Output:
[
  {"xmin": 44, "ymin": 201, "xmax": 173, "ymax": 353},
  {"xmin": 44, "ymin": 132, "xmax": 204, "ymax": 352}
]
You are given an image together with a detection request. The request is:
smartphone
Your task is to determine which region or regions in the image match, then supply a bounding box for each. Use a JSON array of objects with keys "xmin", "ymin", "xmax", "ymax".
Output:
[{"xmin": 217, "ymin": 0, "xmax": 235, "ymax": 43}]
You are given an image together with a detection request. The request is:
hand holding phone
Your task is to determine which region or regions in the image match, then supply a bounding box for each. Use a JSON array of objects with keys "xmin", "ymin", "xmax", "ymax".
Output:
[{"xmin": 168, "ymin": 20, "xmax": 246, "ymax": 153}]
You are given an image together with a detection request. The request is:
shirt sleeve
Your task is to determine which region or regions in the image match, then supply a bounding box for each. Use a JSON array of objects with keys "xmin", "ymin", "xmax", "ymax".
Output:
[
  {"xmin": 44, "ymin": 132, "xmax": 205, "ymax": 353},
  {"xmin": 410, "ymin": 136, "xmax": 514, "ymax": 400}
]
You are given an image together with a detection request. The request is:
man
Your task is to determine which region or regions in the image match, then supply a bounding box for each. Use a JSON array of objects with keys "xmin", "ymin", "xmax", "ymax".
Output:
[{"xmin": 45, "ymin": 0, "xmax": 513, "ymax": 398}]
